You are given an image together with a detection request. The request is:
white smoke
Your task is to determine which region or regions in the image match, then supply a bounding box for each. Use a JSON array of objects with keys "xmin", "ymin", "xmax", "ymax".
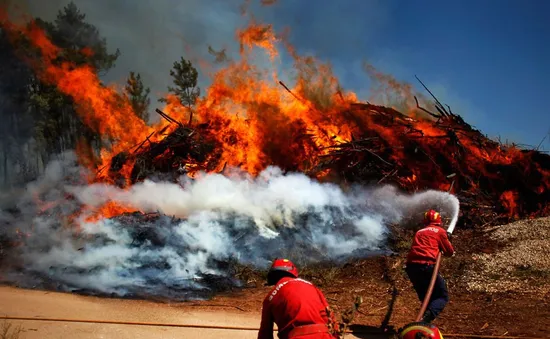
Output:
[{"xmin": 1, "ymin": 152, "xmax": 459, "ymax": 299}]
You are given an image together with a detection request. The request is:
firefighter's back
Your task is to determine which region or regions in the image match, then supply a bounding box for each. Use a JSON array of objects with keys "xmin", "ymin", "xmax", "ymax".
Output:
[
  {"xmin": 407, "ymin": 225, "xmax": 445, "ymax": 264},
  {"xmin": 268, "ymin": 277, "xmax": 329, "ymax": 334}
]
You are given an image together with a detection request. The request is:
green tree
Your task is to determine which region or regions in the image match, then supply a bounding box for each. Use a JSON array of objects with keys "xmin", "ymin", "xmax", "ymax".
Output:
[
  {"xmin": 51, "ymin": 1, "xmax": 120, "ymax": 73},
  {"xmin": 159, "ymin": 57, "xmax": 200, "ymax": 111},
  {"xmin": 124, "ymin": 71, "xmax": 150, "ymax": 123}
]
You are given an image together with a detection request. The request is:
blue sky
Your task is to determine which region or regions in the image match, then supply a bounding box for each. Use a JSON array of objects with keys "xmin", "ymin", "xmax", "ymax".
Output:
[
  {"xmin": 253, "ymin": 0, "xmax": 550, "ymax": 149},
  {"xmin": 27, "ymin": 0, "xmax": 550, "ymax": 149}
]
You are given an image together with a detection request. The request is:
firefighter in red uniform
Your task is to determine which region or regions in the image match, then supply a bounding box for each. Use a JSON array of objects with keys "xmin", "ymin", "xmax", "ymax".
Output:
[
  {"xmin": 405, "ymin": 209, "xmax": 455, "ymax": 323},
  {"xmin": 257, "ymin": 258, "xmax": 338, "ymax": 339}
]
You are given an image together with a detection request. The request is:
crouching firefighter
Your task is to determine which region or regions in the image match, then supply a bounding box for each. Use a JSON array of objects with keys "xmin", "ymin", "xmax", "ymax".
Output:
[
  {"xmin": 257, "ymin": 258, "xmax": 339, "ymax": 339},
  {"xmin": 405, "ymin": 209, "xmax": 455, "ymax": 323}
]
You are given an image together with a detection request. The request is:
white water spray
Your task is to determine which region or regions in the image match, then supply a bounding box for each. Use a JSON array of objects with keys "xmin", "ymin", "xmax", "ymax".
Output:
[{"xmin": 0, "ymin": 152, "xmax": 460, "ymax": 299}]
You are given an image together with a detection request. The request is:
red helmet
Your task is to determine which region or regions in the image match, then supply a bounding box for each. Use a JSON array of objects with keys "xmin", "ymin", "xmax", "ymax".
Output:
[
  {"xmin": 424, "ymin": 209, "xmax": 442, "ymax": 226},
  {"xmin": 269, "ymin": 258, "xmax": 299, "ymax": 278},
  {"xmin": 399, "ymin": 322, "xmax": 444, "ymax": 339}
]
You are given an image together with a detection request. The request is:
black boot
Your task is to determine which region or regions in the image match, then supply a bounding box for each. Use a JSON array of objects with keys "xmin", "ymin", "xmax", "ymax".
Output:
[{"xmin": 421, "ymin": 310, "xmax": 435, "ymax": 323}]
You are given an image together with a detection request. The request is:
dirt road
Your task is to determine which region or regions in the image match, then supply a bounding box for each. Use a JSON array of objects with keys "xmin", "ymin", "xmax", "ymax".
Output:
[
  {"xmin": 0, "ymin": 286, "xmax": 368, "ymax": 339},
  {"xmin": 0, "ymin": 286, "xmax": 263, "ymax": 338}
]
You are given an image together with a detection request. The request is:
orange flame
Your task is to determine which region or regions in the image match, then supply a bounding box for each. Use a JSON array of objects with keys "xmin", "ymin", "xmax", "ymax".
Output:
[
  {"xmin": 500, "ymin": 190, "xmax": 519, "ymax": 218},
  {"xmin": 6, "ymin": 22, "xmax": 163, "ymax": 182},
  {"xmin": 2, "ymin": 9, "xmax": 548, "ymax": 226},
  {"xmin": 83, "ymin": 201, "xmax": 142, "ymax": 223}
]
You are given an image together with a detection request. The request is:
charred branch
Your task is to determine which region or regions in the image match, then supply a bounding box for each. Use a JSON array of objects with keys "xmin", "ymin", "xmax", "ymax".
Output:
[
  {"xmin": 132, "ymin": 132, "xmax": 155, "ymax": 154},
  {"xmin": 155, "ymin": 108, "xmax": 184, "ymax": 128},
  {"xmin": 414, "ymin": 75, "xmax": 451, "ymax": 118},
  {"xmin": 278, "ymin": 80, "xmax": 302, "ymax": 103},
  {"xmin": 414, "ymin": 96, "xmax": 440, "ymax": 119}
]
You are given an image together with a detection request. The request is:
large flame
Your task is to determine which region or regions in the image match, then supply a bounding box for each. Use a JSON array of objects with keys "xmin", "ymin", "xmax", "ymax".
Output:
[{"xmin": 1, "ymin": 8, "xmax": 548, "ymax": 222}]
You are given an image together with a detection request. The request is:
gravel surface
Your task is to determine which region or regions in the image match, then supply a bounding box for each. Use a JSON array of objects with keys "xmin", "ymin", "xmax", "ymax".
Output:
[{"xmin": 463, "ymin": 217, "xmax": 550, "ymax": 295}]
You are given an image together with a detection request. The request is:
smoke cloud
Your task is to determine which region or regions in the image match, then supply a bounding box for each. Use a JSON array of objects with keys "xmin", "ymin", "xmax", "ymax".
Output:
[
  {"xmin": 14, "ymin": 0, "xmax": 393, "ymax": 109},
  {"xmin": 0, "ymin": 151, "xmax": 459, "ymax": 300},
  {"xmin": 18, "ymin": 0, "xmax": 270, "ymax": 103}
]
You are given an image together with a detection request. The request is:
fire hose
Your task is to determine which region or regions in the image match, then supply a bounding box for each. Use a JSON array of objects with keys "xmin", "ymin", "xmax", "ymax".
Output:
[
  {"xmin": 414, "ymin": 251, "xmax": 443, "ymax": 322},
  {"xmin": 0, "ymin": 316, "xmax": 544, "ymax": 339}
]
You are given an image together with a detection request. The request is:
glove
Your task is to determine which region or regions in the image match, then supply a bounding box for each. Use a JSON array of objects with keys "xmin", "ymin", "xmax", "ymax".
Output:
[{"xmin": 447, "ymin": 232, "xmax": 453, "ymax": 242}]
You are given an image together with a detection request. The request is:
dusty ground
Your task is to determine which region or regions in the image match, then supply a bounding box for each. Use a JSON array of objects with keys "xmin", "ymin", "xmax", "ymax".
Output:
[
  {"xmin": 1, "ymin": 217, "xmax": 549, "ymax": 338},
  {"xmin": 0, "ymin": 286, "xmax": 261, "ymax": 339},
  {"xmin": 0, "ymin": 286, "xmax": 382, "ymax": 339}
]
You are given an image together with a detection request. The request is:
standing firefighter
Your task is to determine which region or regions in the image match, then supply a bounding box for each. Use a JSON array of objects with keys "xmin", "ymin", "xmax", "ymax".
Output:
[
  {"xmin": 405, "ymin": 209, "xmax": 455, "ymax": 323},
  {"xmin": 257, "ymin": 258, "xmax": 339, "ymax": 339}
]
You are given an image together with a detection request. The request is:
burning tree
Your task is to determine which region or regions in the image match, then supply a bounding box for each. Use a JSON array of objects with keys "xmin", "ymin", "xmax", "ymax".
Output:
[{"xmin": 0, "ymin": 1, "xmax": 121, "ymax": 186}]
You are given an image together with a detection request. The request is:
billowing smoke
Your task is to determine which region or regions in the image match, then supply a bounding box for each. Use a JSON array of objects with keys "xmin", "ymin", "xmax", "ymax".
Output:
[
  {"xmin": 0, "ymin": 152, "xmax": 459, "ymax": 300},
  {"xmin": 16, "ymin": 0, "xmax": 393, "ymax": 106}
]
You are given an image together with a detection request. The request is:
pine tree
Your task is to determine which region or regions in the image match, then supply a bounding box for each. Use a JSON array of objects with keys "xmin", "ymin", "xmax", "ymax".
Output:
[
  {"xmin": 159, "ymin": 57, "xmax": 200, "ymax": 109},
  {"xmin": 52, "ymin": 1, "xmax": 120, "ymax": 73},
  {"xmin": 124, "ymin": 72, "xmax": 150, "ymax": 123}
]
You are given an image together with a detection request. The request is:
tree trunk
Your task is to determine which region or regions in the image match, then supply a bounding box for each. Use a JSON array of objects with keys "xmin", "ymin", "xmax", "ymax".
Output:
[
  {"xmin": 36, "ymin": 151, "xmax": 40, "ymax": 176},
  {"xmin": 2, "ymin": 143, "xmax": 8, "ymax": 187}
]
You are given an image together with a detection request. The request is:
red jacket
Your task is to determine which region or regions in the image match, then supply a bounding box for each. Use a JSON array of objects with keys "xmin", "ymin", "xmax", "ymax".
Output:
[
  {"xmin": 257, "ymin": 277, "xmax": 336, "ymax": 339},
  {"xmin": 407, "ymin": 224, "xmax": 455, "ymax": 264}
]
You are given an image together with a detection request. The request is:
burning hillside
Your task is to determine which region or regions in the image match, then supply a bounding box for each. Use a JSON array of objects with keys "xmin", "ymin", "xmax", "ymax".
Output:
[{"xmin": 0, "ymin": 3, "xmax": 548, "ymax": 299}]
